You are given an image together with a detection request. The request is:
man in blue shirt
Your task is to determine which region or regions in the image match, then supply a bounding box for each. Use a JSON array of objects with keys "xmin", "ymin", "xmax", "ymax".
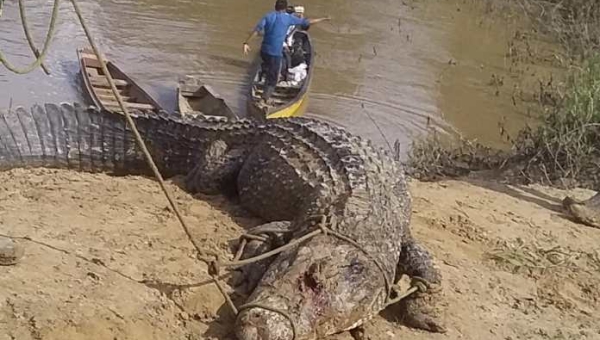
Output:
[{"xmin": 243, "ymin": 0, "xmax": 330, "ymax": 103}]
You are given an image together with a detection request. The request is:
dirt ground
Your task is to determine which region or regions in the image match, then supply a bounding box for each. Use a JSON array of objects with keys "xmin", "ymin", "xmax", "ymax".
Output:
[{"xmin": 0, "ymin": 168, "xmax": 599, "ymax": 340}]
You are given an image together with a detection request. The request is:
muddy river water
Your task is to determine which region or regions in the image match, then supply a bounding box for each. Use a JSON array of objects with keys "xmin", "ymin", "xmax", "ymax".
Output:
[{"xmin": 0, "ymin": 0, "xmax": 558, "ymax": 153}]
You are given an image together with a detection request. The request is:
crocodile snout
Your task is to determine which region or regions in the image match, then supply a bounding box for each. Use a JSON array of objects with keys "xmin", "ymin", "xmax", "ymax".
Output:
[
  {"xmin": 235, "ymin": 305, "xmax": 294, "ymax": 340},
  {"xmin": 235, "ymin": 322, "xmax": 260, "ymax": 340}
]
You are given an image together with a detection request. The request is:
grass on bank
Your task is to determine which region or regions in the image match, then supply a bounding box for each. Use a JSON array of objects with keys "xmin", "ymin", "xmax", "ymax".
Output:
[
  {"xmin": 513, "ymin": 55, "xmax": 600, "ymax": 187},
  {"xmin": 407, "ymin": 55, "xmax": 600, "ymax": 188},
  {"xmin": 405, "ymin": 0, "xmax": 600, "ymax": 190}
]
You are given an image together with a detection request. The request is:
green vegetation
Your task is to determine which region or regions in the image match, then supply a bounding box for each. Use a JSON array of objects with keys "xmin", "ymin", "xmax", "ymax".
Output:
[
  {"xmin": 406, "ymin": 0, "xmax": 600, "ymax": 190},
  {"xmin": 514, "ymin": 56, "xmax": 600, "ymax": 186},
  {"xmin": 524, "ymin": 0, "xmax": 600, "ymax": 60}
]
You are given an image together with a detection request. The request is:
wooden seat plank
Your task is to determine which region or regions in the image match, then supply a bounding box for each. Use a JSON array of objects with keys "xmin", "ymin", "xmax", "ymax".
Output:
[{"xmin": 90, "ymin": 76, "xmax": 129, "ymax": 87}]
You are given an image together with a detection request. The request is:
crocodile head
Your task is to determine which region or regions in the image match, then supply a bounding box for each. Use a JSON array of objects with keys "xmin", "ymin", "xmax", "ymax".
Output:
[{"xmin": 235, "ymin": 235, "xmax": 389, "ymax": 340}]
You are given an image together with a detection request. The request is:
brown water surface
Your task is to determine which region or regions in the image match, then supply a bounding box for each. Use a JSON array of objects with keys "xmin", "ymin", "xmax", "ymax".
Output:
[{"xmin": 0, "ymin": 0, "xmax": 563, "ymax": 152}]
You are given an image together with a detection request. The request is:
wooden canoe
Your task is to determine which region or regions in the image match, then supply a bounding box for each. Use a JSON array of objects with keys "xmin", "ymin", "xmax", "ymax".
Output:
[
  {"xmin": 247, "ymin": 30, "xmax": 314, "ymax": 120},
  {"xmin": 77, "ymin": 47, "xmax": 164, "ymax": 113},
  {"xmin": 177, "ymin": 75, "xmax": 238, "ymax": 119}
]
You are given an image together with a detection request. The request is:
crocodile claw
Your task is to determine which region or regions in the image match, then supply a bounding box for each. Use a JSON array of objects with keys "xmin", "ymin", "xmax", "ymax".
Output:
[
  {"xmin": 402, "ymin": 307, "xmax": 447, "ymax": 333},
  {"xmin": 398, "ymin": 283, "xmax": 447, "ymax": 333}
]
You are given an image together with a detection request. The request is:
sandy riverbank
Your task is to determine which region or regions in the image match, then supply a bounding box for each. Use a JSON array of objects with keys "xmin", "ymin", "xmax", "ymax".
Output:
[{"xmin": 0, "ymin": 169, "xmax": 598, "ymax": 340}]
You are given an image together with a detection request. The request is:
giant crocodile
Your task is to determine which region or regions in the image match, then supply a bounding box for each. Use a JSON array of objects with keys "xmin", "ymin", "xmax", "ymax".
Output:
[{"xmin": 0, "ymin": 103, "xmax": 446, "ymax": 339}]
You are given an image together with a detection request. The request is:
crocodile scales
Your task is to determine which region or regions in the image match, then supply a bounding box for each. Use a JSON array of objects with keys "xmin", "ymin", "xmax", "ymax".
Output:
[{"xmin": 0, "ymin": 103, "xmax": 446, "ymax": 340}]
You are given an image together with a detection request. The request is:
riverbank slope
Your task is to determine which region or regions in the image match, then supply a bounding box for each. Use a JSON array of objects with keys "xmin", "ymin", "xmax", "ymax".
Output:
[{"xmin": 0, "ymin": 169, "xmax": 597, "ymax": 340}]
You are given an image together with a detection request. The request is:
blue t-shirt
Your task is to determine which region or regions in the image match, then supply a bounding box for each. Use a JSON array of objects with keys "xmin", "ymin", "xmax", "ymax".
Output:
[{"xmin": 254, "ymin": 11, "xmax": 309, "ymax": 57}]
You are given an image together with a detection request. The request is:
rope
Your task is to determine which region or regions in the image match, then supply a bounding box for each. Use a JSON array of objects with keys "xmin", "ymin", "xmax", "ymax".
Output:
[
  {"xmin": 385, "ymin": 286, "xmax": 419, "ymax": 307},
  {"xmin": 212, "ymin": 275, "xmax": 239, "ymax": 315},
  {"xmin": 233, "ymin": 238, "xmax": 248, "ymax": 261},
  {"xmin": 18, "ymin": 0, "xmax": 51, "ymax": 75},
  {"xmin": 220, "ymin": 223, "xmax": 391, "ymax": 296},
  {"xmin": 0, "ymin": 0, "xmax": 60, "ymax": 74},
  {"xmin": 223, "ymin": 222, "xmax": 424, "ymax": 339},
  {"xmin": 220, "ymin": 229, "xmax": 322, "ymax": 268}
]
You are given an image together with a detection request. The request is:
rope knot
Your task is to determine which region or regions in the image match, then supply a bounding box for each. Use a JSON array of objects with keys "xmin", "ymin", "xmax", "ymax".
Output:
[
  {"xmin": 410, "ymin": 276, "xmax": 430, "ymax": 294},
  {"xmin": 199, "ymin": 252, "xmax": 221, "ymax": 276},
  {"xmin": 319, "ymin": 224, "xmax": 329, "ymax": 236}
]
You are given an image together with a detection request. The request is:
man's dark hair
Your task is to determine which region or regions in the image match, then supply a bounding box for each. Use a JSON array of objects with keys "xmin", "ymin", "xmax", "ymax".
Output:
[{"xmin": 275, "ymin": 0, "xmax": 288, "ymax": 11}]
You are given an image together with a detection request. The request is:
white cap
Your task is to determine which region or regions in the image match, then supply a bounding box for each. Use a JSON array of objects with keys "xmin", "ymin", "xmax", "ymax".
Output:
[{"xmin": 294, "ymin": 6, "xmax": 305, "ymax": 13}]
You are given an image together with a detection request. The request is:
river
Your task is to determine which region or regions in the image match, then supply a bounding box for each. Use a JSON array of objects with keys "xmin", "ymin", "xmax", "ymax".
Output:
[{"xmin": 0, "ymin": 0, "xmax": 559, "ymax": 154}]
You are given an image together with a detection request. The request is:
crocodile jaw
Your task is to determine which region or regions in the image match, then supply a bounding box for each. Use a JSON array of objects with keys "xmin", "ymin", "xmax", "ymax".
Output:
[{"xmin": 235, "ymin": 236, "xmax": 388, "ymax": 340}]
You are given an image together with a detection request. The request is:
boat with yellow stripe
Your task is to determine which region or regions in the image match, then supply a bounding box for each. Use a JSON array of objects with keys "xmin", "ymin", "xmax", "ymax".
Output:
[{"xmin": 247, "ymin": 30, "xmax": 314, "ymax": 120}]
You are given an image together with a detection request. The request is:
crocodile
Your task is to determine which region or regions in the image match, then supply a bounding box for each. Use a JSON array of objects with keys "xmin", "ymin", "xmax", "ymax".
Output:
[{"xmin": 0, "ymin": 102, "xmax": 446, "ymax": 340}]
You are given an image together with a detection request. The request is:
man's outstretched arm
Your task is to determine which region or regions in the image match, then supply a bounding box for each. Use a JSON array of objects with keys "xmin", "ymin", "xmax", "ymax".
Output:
[
  {"xmin": 292, "ymin": 15, "xmax": 331, "ymax": 27},
  {"xmin": 243, "ymin": 16, "xmax": 266, "ymax": 55},
  {"xmin": 307, "ymin": 16, "xmax": 331, "ymax": 25}
]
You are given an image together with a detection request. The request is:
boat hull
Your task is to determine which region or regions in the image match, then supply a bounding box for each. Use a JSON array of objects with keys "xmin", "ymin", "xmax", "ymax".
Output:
[
  {"xmin": 77, "ymin": 47, "xmax": 163, "ymax": 113},
  {"xmin": 247, "ymin": 30, "xmax": 314, "ymax": 120}
]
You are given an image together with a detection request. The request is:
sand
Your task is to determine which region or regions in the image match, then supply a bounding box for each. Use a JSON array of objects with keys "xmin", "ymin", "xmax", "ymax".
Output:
[{"xmin": 0, "ymin": 168, "xmax": 598, "ymax": 340}]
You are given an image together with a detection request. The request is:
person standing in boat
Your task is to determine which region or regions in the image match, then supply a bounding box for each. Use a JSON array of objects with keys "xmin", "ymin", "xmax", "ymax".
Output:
[
  {"xmin": 284, "ymin": 5, "xmax": 307, "ymax": 50},
  {"xmin": 243, "ymin": 0, "xmax": 330, "ymax": 104},
  {"xmin": 281, "ymin": 5, "xmax": 308, "ymax": 81}
]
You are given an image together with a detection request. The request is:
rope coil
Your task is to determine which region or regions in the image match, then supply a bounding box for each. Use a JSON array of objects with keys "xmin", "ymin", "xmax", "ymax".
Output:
[{"xmin": 2, "ymin": 3, "xmax": 425, "ymax": 339}]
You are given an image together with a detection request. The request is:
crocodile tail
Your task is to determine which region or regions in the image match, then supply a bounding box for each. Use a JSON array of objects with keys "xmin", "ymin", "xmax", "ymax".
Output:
[{"xmin": 0, "ymin": 102, "xmax": 180, "ymax": 176}]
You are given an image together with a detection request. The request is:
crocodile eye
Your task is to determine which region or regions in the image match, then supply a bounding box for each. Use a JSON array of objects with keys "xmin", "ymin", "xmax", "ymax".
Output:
[
  {"xmin": 344, "ymin": 258, "xmax": 365, "ymax": 279},
  {"xmin": 351, "ymin": 258, "xmax": 365, "ymax": 273}
]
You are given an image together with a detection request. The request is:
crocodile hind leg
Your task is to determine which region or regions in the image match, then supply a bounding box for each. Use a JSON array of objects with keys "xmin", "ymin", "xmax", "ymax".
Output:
[
  {"xmin": 185, "ymin": 139, "xmax": 246, "ymax": 195},
  {"xmin": 563, "ymin": 192, "xmax": 600, "ymax": 229},
  {"xmin": 230, "ymin": 221, "xmax": 293, "ymax": 295},
  {"xmin": 393, "ymin": 236, "xmax": 447, "ymax": 333}
]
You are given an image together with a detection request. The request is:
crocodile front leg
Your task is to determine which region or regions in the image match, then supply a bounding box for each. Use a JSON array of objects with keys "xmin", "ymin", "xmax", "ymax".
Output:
[
  {"xmin": 393, "ymin": 237, "xmax": 447, "ymax": 333},
  {"xmin": 231, "ymin": 221, "xmax": 293, "ymax": 295},
  {"xmin": 185, "ymin": 139, "xmax": 246, "ymax": 195}
]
